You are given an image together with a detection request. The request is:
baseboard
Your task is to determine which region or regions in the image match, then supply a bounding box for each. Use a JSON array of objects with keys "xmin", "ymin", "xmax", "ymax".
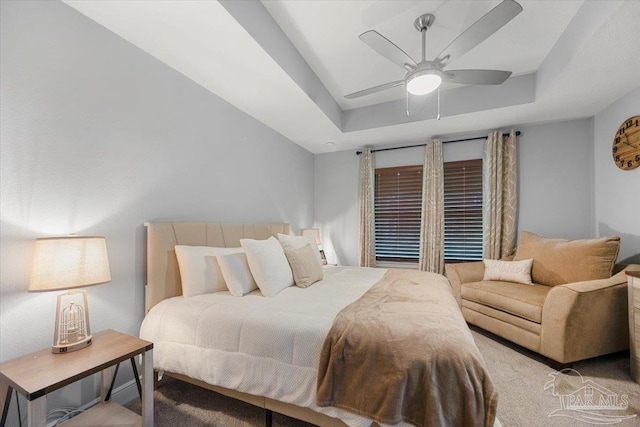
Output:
[{"xmin": 111, "ymin": 378, "xmax": 140, "ymax": 406}]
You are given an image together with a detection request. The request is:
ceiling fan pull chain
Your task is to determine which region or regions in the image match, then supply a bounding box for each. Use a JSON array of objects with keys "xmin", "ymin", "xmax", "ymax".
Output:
[
  {"xmin": 437, "ymin": 86, "xmax": 441, "ymax": 120},
  {"xmin": 406, "ymin": 90, "xmax": 411, "ymax": 117}
]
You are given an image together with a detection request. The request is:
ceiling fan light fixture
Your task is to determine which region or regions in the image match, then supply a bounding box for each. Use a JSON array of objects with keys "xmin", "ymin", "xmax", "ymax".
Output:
[
  {"xmin": 406, "ymin": 69, "xmax": 442, "ymax": 95},
  {"xmin": 345, "ymin": 1, "xmax": 522, "ymax": 100}
]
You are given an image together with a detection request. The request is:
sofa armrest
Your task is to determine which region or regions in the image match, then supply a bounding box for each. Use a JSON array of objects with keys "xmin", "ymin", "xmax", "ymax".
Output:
[
  {"xmin": 541, "ymin": 265, "xmax": 640, "ymax": 363},
  {"xmin": 445, "ymin": 262, "xmax": 485, "ymax": 307},
  {"xmin": 561, "ymin": 268, "xmax": 636, "ymax": 292}
]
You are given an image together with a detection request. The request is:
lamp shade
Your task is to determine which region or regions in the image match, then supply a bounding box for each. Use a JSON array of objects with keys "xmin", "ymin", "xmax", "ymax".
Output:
[
  {"xmin": 302, "ymin": 229, "xmax": 321, "ymax": 246},
  {"xmin": 29, "ymin": 236, "xmax": 111, "ymax": 292}
]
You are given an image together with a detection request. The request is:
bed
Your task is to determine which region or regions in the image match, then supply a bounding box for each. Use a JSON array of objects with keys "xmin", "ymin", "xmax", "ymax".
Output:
[{"xmin": 140, "ymin": 222, "xmax": 497, "ymax": 427}]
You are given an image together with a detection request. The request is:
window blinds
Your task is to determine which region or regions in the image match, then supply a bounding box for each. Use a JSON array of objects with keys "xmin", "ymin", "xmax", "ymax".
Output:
[
  {"xmin": 374, "ymin": 160, "xmax": 483, "ymax": 263},
  {"xmin": 374, "ymin": 166, "xmax": 422, "ymax": 262},
  {"xmin": 443, "ymin": 159, "xmax": 483, "ymax": 261}
]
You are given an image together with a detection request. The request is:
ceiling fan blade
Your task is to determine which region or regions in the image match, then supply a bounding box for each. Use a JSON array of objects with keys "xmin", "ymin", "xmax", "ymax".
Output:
[
  {"xmin": 345, "ymin": 80, "xmax": 405, "ymax": 99},
  {"xmin": 359, "ymin": 30, "xmax": 417, "ymax": 69},
  {"xmin": 445, "ymin": 69, "xmax": 512, "ymax": 85},
  {"xmin": 434, "ymin": 0, "xmax": 523, "ymax": 66}
]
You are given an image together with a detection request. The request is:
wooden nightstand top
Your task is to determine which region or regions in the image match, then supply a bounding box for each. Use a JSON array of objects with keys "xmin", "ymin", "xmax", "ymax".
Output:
[
  {"xmin": 0, "ymin": 329, "xmax": 152, "ymax": 400},
  {"xmin": 627, "ymin": 270, "xmax": 640, "ymax": 279}
]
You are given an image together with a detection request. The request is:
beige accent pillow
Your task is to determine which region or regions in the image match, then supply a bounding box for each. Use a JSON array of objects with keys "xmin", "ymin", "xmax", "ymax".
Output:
[
  {"xmin": 217, "ymin": 252, "xmax": 257, "ymax": 297},
  {"xmin": 174, "ymin": 245, "xmax": 243, "ymax": 297},
  {"xmin": 513, "ymin": 231, "xmax": 620, "ymax": 286},
  {"xmin": 483, "ymin": 259, "xmax": 533, "ymax": 285},
  {"xmin": 240, "ymin": 237, "xmax": 294, "ymax": 297},
  {"xmin": 284, "ymin": 244, "xmax": 324, "ymax": 288},
  {"xmin": 277, "ymin": 233, "xmax": 322, "ymax": 265}
]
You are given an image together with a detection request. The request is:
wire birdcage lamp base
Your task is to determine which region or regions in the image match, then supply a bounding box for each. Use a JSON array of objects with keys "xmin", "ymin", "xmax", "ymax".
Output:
[{"xmin": 52, "ymin": 290, "xmax": 92, "ymax": 354}]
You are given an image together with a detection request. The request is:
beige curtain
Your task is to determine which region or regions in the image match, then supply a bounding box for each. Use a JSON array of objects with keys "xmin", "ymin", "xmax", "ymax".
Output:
[
  {"xmin": 419, "ymin": 140, "xmax": 444, "ymax": 273},
  {"xmin": 483, "ymin": 130, "xmax": 517, "ymax": 259},
  {"xmin": 359, "ymin": 148, "xmax": 376, "ymax": 267}
]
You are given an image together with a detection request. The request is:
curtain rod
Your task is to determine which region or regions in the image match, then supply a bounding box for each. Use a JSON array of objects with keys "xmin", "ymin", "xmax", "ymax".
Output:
[{"xmin": 355, "ymin": 131, "xmax": 521, "ymax": 155}]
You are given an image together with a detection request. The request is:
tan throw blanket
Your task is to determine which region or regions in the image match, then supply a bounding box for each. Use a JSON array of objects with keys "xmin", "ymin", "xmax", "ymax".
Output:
[{"xmin": 316, "ymin": 269, "xmax": 497, "ymax": 427}]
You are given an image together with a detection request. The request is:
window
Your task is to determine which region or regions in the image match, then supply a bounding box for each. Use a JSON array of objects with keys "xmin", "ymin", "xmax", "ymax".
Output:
[
  {"xmin": 373, "ymin": 159, "xmax": 483, "ymax": 264},
  {"xmin": 443, "ymin": 159, "xmax": 483, "ymax": 261},
  {"xmin": 374, "ymin": 166, "xmax": 422, "ymax": 263}
]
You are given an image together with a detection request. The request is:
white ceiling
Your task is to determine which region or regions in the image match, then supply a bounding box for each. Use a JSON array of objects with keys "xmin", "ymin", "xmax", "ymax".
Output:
[
  {"xmin": 63, "ymin": 0, "xmax": 640, "ymax": 154},
  {"xmin": 263, "ymin": 0, "xmax": 582, "ymax": 110}
]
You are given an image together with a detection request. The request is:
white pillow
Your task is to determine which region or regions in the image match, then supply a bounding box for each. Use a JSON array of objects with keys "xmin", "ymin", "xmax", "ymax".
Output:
[
  {"xmin": 217, "ymin": 252, "xmax": 258, "ymax": 297},
  {"xmin": 175, "ymin": 245, "xmax": 242, "ymax": 297},
  {"xmin": 483, "ymin": 258, "xmax": 534, "ymax": 285},
  {"xmin": 240, "ymin": 237, "xmax": 294, "ymax": 297},
  {"xmin": 277, "ymin": 233, "xmax": 322, "ymax": 265}
]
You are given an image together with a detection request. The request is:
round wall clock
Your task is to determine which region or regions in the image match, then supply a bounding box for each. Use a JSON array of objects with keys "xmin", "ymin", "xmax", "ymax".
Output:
[{"xmin": 612, "ymin": 116, "xmax": 640, "ymax": 170}]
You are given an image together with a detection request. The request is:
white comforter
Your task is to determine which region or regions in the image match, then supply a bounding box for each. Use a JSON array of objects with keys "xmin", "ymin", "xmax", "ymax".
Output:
[{"xmin": 140, "ymin": 266, "xmax": 395, "ymax": 426}]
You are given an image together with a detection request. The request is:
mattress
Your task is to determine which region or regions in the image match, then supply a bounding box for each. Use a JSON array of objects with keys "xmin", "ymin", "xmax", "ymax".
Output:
[
  {"xmin": 140, "ymin": 265, "xmax": 496, "ymax": 427},
  {"xmin": 140, "ymin": 265, "xmax": 394, "ymax": 426}
]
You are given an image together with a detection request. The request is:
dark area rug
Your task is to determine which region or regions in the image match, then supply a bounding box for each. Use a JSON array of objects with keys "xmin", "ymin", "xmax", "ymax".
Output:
[{"xmin": 125, "ymin": 375, "xmax": 315, "ymax": 426}]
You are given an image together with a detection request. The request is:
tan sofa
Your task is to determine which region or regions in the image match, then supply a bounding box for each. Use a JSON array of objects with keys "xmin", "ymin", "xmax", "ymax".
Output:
[{"xmin": 445, "ymin": 232, "xmax": 639, "ymax": 366}]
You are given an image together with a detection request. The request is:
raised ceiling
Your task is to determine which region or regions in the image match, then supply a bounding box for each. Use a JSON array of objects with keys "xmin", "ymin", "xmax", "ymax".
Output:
[
  {"xmin": 263, "ymin": 0, "xmax": 581, "ymax": 110},
  {"xmin": 63, "ymin": 0, "xmax": 640, "ymax": 154}
]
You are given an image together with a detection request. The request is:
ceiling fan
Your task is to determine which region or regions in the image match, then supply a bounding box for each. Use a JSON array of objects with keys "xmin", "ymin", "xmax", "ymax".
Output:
[{"xmin": 345, "ymin": 0, "xmax": 523, "ymax": 100}]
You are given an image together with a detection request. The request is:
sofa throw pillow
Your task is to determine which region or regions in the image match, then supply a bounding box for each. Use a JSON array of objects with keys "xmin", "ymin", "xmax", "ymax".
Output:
[
  {"xmin": 277, "ymin": 233, "xmax": 322, "ymax": 265},
  {"xmin": 217, "ymin": 252, "xmax": 258, "ymax": 297},
  {"xmin": 483, "ymin": 259, "xmax": 533, "ymax": 285},
  {"xmin": 175, "ymin": 245, "xmax": 243, "ymax": 297},
  {"xmin": 240, "ymin": 237, "xmax": 294, "ymax": 297},
  {"xmin": 513, "ymin": 231, "xmax": 620, "ymax": 286},
  {"xmin": 284, "ymin": 244, "xmax": 324, "ymax": 288}
]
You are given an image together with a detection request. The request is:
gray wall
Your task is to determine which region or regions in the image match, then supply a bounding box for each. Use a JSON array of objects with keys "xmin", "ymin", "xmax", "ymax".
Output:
[
  {"xmin": 593, "ymin": 87, "xmax": 640, "ymax": 263},
  {"xmin": 0, "ymin": 0, "xmax": 313, "ymax": 418},
  {"xmin": 517, "ymin": 119, "xmax": 594, "ymax": 238},
  {"xmin": 314, "ymin": 149, "xmax": 360, "ymax": 267},
  {"xmin": 315, "ymin": 118, "xmax": 595, "ymax": 266}
]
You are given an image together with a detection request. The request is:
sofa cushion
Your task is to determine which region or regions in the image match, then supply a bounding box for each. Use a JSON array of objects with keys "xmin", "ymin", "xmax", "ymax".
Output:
[
  {"xmin": 461, "ymin": 281, "xmax": 552, "ymax": 323},
  {"xmin": 462, "ymin": 300, "xmax": 542, "ymax": 335},
  {"xmin": 513, "ymin": 231, "xmax": 620, "ymax": 287}
]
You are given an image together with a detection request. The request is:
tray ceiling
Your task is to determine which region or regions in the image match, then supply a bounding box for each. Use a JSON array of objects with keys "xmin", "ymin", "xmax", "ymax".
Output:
[{"xmin": 63, "ymin": 0, "xmax": 640, "ymax": 153}]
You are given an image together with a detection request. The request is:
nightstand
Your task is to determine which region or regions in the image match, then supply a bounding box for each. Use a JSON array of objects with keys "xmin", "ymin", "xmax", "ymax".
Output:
[
  {"xmin": 628, "ymin": 270, "xmax": 640, "ymax": 384},
  {"xmin": 0, "ymin": 329, "xmax": 153, "ymax": 427}
]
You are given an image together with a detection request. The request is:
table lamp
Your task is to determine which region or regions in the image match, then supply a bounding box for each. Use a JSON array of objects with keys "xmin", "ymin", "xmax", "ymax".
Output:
[
  {"xmin": 29, "ymin": 236, "xmax": 111, "ymax": 354},
  {"xmin": 302, "ymin": 228, "xmax": 327, "ymax": 265}
]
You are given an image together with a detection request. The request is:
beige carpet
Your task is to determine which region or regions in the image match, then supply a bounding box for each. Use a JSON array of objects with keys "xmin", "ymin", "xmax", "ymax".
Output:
[
  {"xmin": 471, "ymin": 326, "xmax": 640, "ymax": 427},
  {"xmin": 126, "ymin": 327, "xmax": 640, "ymax": 426}
]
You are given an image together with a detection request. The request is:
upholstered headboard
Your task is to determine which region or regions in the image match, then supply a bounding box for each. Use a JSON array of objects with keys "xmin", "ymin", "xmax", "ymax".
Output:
[{"xmin": 145, "ymin": 222, "xmax": 291, "ymax": 313}]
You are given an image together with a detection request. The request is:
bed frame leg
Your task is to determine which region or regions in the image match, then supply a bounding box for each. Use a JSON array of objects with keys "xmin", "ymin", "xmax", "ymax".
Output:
[
  {"xmin": 153, "ymin": 371, "xmax": 160, "ymax": 390},
  {"xmin": 265, "ymin": 409, "xmax": 272, "ymax": 427}
]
